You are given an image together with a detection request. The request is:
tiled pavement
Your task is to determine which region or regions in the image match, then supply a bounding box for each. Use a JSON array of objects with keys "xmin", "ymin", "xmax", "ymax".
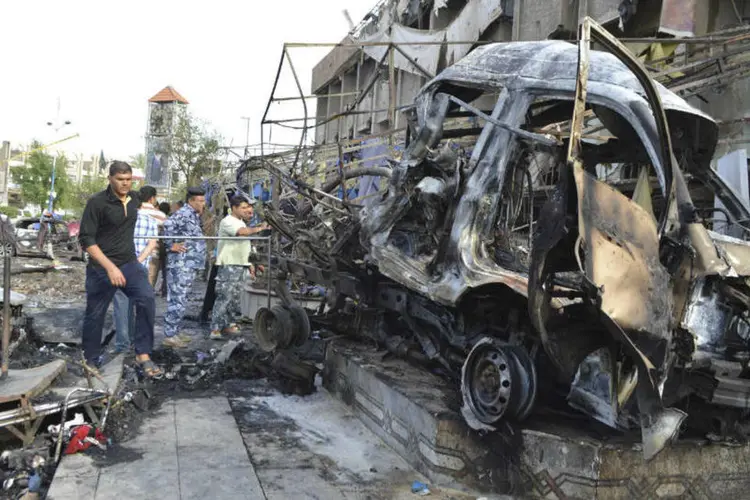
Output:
[{"xmin": 47, "ymin": 397, "xmax": 264, "ymax": 500}]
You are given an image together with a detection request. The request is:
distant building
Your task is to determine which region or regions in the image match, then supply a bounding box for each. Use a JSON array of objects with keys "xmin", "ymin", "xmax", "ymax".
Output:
[
  {"xmin": 64, "ymin": 154, "xmax": 102, "ymax": 185},
  {"xmin": 145, "ymin": 86, "xmax": 189, "ymax": 190}
]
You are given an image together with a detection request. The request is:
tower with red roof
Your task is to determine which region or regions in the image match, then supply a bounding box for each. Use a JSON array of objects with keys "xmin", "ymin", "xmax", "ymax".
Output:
[{"xmin": 145, "ymin": 86, "xmax": 189, "ymax": 189}]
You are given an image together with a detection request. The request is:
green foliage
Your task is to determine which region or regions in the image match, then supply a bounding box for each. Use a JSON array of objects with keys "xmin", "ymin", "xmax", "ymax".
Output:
[
  {"xmin": 130, "ymin": 153, "xmax": 146, "ymax": 171},
  {"xmin": 65, "ymin": 176, "xmax": 107, "ymax": 213},
  {"xmin": 169, "ymin": 180, "xmax": 187, "ymax": 203},
  {"xmin": 0, "ymin": 206, "xmax": 19, "ymax": 218},
  {"xmin": 11, "ymin": 141, "xmax": 73, "ymax": 212},
  {"xmin": 169, "ymin": 110, "xmax": 223, "ymax": 187}
]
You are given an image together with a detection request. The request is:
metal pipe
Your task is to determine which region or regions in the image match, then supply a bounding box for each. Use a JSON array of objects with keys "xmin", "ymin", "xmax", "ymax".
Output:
[
  {"xmin": 267, "ymin": 237, "xmax": 272, "ymax": 311},
  {"xmin": 2, "ymin": 243, "xmax": 12, "ymax": 379},
  {"xmin": 283, "ymin": 47, "xmax": 308, "ymax": 175},
  {"xmin": 262, "ymin": 104, "xmax": 414, "ymax": 128},
  {"xmin": 271, "ymin": 91, "xmax": 359, "ymax": 102},
  {"xmin": 99, "ymin": 394, "xmax": 114, "ymax": 432},
  {"xmin": 133, "ymin": 235, "xmax": 272, "ymax": 241},
  {"xmin": 131, "ymin": 236, "xmax": 275, "ymax": 308},
  {"xmin": 392, "ymin": 44, "xmax": 435, "ymax": 79},
  {"xmin": 447, "ymin": 95, "xmax": 560, "ymax": 147},
  {"xmin": 261, "ymin": 49, "xmax": 287, "ymax": 129},
  {"xmin": 0, "ymin": 394, "xmax": 105, "ymax": 428},
  {"xmin": 54, "ymin": 388, "xmax": 106, "ymax": 463},
  {"xmin": 388, "ymin": 44, "xmax": 396, "ymax": 135},
  {"xmin": 282, "ymin": 34, "xmax": 750, "ymax": 49}
]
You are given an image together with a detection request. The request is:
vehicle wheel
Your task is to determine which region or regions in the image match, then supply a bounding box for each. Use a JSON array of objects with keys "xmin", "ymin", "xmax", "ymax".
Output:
[
  {"xmin": 461, "ymin": 337, "xmax": 537, "ymax": 426},
  {"xmin": 254, "ymin": 305, "xmax": 295, "ymax": 352},
  {"xmin": 288, "ymin": 305, "xmax": 311, "ymax": 346}
]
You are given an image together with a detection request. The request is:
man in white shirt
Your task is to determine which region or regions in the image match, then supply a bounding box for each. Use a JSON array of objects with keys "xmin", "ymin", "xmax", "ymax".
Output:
[{"xmin": 209, "ymin": 195, "xmax": 267, "ymax": 340}]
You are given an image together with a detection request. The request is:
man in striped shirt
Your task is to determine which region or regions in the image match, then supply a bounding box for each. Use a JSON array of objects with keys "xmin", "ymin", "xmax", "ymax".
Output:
[{"xmin": 111, "ymin": 186, "xmax": 160, "ymax": 354}]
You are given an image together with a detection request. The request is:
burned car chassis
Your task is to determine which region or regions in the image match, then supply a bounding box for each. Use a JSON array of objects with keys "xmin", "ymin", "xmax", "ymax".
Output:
[{"xmin": 255, "ymin": 18, "xmax": 750, "ymax": 461}]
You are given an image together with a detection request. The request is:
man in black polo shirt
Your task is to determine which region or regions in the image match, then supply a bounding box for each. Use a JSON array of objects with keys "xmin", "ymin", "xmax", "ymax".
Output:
[{"xmin": 79, "ymin": 161, "xmax": 162, "ymax": 378}]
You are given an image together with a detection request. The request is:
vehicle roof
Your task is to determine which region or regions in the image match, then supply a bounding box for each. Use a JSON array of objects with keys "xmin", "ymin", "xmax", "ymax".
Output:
[{"xmin": 428, "ymin": 40, "xmax": 715, "ymax": 137}]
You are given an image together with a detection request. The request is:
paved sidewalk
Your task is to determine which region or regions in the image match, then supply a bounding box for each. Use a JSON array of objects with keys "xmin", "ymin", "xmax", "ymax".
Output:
[{"xmin": 47, "ymin": 397, "xmax": 264, "ymax": 500}]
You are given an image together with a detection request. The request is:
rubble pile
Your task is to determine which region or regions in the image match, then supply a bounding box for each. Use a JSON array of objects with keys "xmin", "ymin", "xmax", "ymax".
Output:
[
  {"xmin": 102, "ymin": 338, "xmax": 323, "ymax": 444},
  {"xmin": 8, "ymin": 259, "xmax": 85, "ymax": 301}
]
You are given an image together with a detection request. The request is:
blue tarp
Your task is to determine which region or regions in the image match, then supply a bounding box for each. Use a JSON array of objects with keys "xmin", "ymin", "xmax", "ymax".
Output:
[{"xmin": 356, "ymin": 139, "xmax": 391, "ymax": 207}]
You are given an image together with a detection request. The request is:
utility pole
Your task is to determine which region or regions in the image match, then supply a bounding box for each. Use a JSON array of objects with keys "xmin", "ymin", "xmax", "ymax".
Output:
[
  {"xmin": 43, "ymin": 98, "xmax": 72, "ymax": 262},
  {"xmin": 240, "ymin": 116, "xmax": 251, "ymax": 159},
  {"xmin": 46, "ymin": 98, "xmax": 72, "ymax": 213}
]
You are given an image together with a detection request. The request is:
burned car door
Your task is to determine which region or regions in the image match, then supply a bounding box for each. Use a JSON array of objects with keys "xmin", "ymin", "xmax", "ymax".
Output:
[{"xmin": 528, "ymin": 18, "xmax": 689, "ymax": 461}]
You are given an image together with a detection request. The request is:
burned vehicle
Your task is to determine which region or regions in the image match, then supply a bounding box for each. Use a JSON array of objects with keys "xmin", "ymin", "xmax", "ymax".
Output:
[
  {"xmin": 254, "ymin": 19, "xmax": 750, "ymax": 461},
  {"xmin": 13, "ymin": 218, "xmax": 87, "ymax": 261}
]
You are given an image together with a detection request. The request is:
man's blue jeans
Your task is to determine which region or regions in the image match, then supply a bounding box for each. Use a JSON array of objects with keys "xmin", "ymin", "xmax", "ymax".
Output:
[
  {"xmin": 82, "ymin": 261, "xmax": 155, "ymax": 363},
  {"xmin": 113, "ymin": 290, "xmax": 135, "ymax": 352}
]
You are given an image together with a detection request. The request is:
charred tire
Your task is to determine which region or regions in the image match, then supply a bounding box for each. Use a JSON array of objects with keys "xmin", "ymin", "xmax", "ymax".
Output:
[
  {"xmin": 461, "ymin": 338, "xmax": 537, "ymax": 426},
  {"xmin": 288, "ymin": 305, "xmax": 311, "ymax": 346},
  {"xmin": 254, "ymin": 305, "xmax": 295, "ymax": 352}
]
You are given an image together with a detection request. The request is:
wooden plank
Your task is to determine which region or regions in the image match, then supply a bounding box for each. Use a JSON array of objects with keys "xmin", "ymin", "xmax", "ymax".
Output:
[
  {"xmin": 49, "ymin": 353, "xmax": 125, "ymax": 397},
  {"xmin": 0, "ymin": 360, "xmax": 66, "ymax": 404},
  {"xmin": 5, "ymin": 424, "xmax": 25, "ymax": 442}
]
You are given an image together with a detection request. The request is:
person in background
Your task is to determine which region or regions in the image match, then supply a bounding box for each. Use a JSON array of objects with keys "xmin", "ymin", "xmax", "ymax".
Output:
[
  {"xmin": 157, "ymin": 202, "xmax": 171, "ymax": 296},
  {"xmin": 170, "ymin": 200, "xmax": 184, "ymax": 215},
  {"xmin": 136, "ymin": 187, "xmax": 166, "ymax": 287},
  {"xmin": 162, "ymin": 188, "xmax": 206, "ymax": 348},
  {"xmin": 78, "ymin": 161, "xmax": 161, "ymax": 378},
  {"xmin": 209, "ymin": 196, "xmax": 267, "ymax": 340},
  {"xmin": 158, "ymin": 202, "xmax": 171, "ymax": 217},
  {"xmin": 111, "ymin": 186, "xmax": 161, "ymax": 354},
  {"xmin": 36, "ymin": 210, "xmax": 59, "ymax": 261}
]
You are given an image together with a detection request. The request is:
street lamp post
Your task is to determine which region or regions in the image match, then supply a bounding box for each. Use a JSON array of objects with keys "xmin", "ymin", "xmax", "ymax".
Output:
[
  {"xmin": 241, "ymin": 116, "xmax": 251, "ymax": 159},
  {"xmin": 46, "ymin": 103, "xmax": 72, "ymax": 213},
  {"xmin": 43, "ymin": 99, "xmax": 71, "ymax": 261}
]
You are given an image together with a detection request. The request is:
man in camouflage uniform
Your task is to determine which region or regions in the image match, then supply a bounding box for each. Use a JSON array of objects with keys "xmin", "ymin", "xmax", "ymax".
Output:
[
  {"xmin": 210, "ymin": 195, "xmax": 268, "ymax": 340},
  {"xmin": 162, "ymin": 187, "xmax": 206, "ymax": 348}
]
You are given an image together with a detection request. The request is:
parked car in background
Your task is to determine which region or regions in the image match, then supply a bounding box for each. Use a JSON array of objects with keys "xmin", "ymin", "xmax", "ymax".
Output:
[{"xmin": 13, "ymin": 218, "xmax": 87, "ymax": 261}]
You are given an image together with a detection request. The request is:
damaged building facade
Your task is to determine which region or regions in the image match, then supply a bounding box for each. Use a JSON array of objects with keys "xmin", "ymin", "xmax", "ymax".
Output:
[{"xmin": 312, "ymin": 0, "xmax": 750, "ymax": 157}]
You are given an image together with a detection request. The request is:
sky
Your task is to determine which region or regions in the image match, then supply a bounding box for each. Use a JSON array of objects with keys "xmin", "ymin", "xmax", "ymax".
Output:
[{"xmin": 0, "ymin": 0, "xmax": 376, "ymax": 161}]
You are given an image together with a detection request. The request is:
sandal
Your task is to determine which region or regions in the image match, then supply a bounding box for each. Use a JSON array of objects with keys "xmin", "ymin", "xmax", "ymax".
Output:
[
  {"xmin": 222, "ymin": 324, "xmax": 241, "ymax": 335},
  {"xmin": 136, "ymin": 358, "xmax": 164, "ymax": 380}
]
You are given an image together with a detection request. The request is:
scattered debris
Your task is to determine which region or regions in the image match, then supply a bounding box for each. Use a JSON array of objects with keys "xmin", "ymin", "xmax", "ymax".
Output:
[
  {"xmin": 47, "ymin": 413, "xmax": 86, "ymax": 435},
  {"xmin": 215, "ymin": 339, "xmax": 243, "ymax": 364},
  {"xmin": 412, "ymin": 480, "xmax": 431, "ymax": 495},
  {"xmin": 63, "ymin": 425, "xmax": 108, "ymax": 455}
]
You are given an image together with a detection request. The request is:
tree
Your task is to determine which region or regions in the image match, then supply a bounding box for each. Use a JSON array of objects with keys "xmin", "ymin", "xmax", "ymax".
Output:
[
  {"xmin": 130, "ymin": 153, "xmax": 146, "ymax": 171},
  {"xmin": 169, "ymin": 110, "xmax": 223, "ymax": 187},
  {"xmin": 98, "ymin": 151, "xmax": 107, "ymax": 175},
  {"xmin": 11, "ymin": 142, "xmax": 73, "ymax": 213},
  {"xmin": 65, "ymin": 176, "xmax": 108, "ymax": 214}
]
